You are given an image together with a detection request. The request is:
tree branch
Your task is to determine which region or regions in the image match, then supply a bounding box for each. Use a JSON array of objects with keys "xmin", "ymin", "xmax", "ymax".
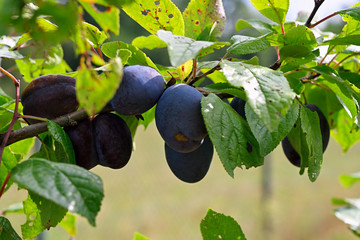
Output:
[
  {"xmin": 305, "ymin": 0, "xmax": 325, "ymax": 27},
  {"xmin": 0, "ymin": 104, "xmax": 113, "ymax": 147}
]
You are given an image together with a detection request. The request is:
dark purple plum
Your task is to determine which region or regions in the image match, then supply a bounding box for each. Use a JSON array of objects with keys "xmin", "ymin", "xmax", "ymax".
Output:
[
  {"xmin": 230, "ymin": 97, "xmax": 246, "ymax": 120},
  {"xmin": 165, "ymin": 136, "xmax": 213, "ymax": 183},
  {"xmin": 111, "ymin": 65, "xmax": 165, "ymax": 115},
  {"xmin": 93, "ymin": 113, "xmax": 132, "ymax": 169},
  {"xmin": 21, "ymin": 74, "xmax": 79, "ymax": 123},
  {"xmin": 282, "ymin": 104, "xmax": 330, "ymax": 167},
  {"xmin": 64, "ymin": 118, "xmax": 99, "ymax": 170},
  {"xmin": 155, "ymin": 84, "xmax": 207, "ymax": 153}
]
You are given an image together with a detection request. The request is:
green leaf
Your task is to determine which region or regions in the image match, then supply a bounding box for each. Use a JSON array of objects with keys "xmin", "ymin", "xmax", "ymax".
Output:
[
  {"xmin": 0, "ymin": 216, "xmax": 21, "ymax": 240},
  {"xmin": 249, "ymin": 0, "xmax": 289, "ymax": 25},
  {"xmin": 131, "ymin": 35, "xmax": 166, "ymax": 50},
  {"xmin": 76, "ymin": 56, "xmax": 123, "ymax": 115},
  {"xmin": 331, "ymin": 109, "xmax": 360, "ymax": 152},
  {"xmin": 339, "ymin": 6, "xmax": 360, "ymax": 22},
  {"xmin": 30, "ymin": 192, "xmax": 67, "ymax": 229},
  {"xmin": 122, "ymin": 0, "xmax": 184, "ymax": 35},
  {"xmin": 1, "ymin": 138, "xmax": 35, "ymax": 194},
  {"xmin": 200, "ymin": 209, "xmax": 247, "ymax": 240},
  {"xmin": 227, "ymin": 35, "xmax": 270, "ymax": 55},
  {"xmin": 246, "ymin": 102, "xmax": 299, "ymax": 156},
  {"xmin": 200, "ymin": 83, "xmax": 246, "ymax": 100},
  {"xmin": 21, "ymin": 195, "xmax": 43, "ymax": 240},
  {"xmin": 157, "ymin": 30, "xmax": 228, "ymax": 67},
  {"xmin": 101, "ymin": 41, "xmax": 158, "ymax": 70},
  {"xmin": 306, "ymin": 65, "xmax": 359, "ymax": 118},
  {"xmin": 47, "ymin": 120, "xmax": 76, "ymax": 164},
  {"xmin": 324, "ymin": 35, "xmax": 360, "ymax": 46},
  {"xmin": 11, "ymin": 158, "xmax": 104, "ymax": 226},
  {"xmin": 79, "ymin": 2, "xmax": 120, "ymax": 35},
  {"xmin": 133, "ymin": 232, "xmax": 151, "ymax": 240},
  {"xmin": 201, "ymin": 94, "xmax": 263, "ymax": 177},
  {"xmin": 339, "ymin": 172, "xmax": 360, "ymax": 188},
  {"xmin": 334, "ymin": 206, "xmax": 360, "ymax": 231},
  {"xmin": 300, "ymin": 106, "xmax": 323, "ymax": 182},
  {"xmin": 15, "ymin": 55, "xmax": 71, "ymax": 83},
  {"xmin": 235, "ymin": 19, "xmax": 275, "ymax": 34},
  {"xmin": 0, "ymin": 46, "xmax": 23, "ymax": 59},
  {"xmin": 82, "ymin": 22, "xmax": 108, "ymax": 47},
  {"xmin": 1, "ymin": 203, "xmax": 23, "ymax": 215},
  {"xmin": 220, "ymin": 60, "xmax": 296, "ymax": 132},
  {"xmin": 59, "ymin": 213, "xmax": 77, "ymax": 236},
  {"xmin": 183, "ymin": 0, "xmax": 226, "ymax": 41}
]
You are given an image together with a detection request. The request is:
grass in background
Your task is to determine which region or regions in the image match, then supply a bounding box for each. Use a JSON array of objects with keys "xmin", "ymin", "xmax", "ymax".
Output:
[{"xmin": 1, "ymin": 122, "xmax": 359, "ymax": 240}]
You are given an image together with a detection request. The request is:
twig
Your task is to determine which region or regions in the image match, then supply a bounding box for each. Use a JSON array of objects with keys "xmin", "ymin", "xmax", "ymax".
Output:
[
  {"xmin": 305, "ymin": 0, "xmax": 326, "ymax": 27},
  {"xmin": 309, "ymin": 12, "xmax": 338, "ymax": 29},
  {"xmin": 0, "ymin": 67, "xmax": 20, "ymax": 167}
]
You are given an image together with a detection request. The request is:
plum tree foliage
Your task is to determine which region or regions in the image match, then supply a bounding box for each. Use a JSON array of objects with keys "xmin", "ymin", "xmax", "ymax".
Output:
[{"xmin": 0, "ymin": 0, "xmax": 360, "ymax": 239}]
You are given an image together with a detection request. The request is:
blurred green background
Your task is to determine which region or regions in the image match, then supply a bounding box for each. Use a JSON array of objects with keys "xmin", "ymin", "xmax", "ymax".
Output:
[{"xmin": 1, "ymin": 0, "xmax": 360, "ymax": 239}]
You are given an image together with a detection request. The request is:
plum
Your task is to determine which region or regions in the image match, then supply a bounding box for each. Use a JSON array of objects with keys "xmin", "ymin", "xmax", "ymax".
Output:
[
  {"xmin": 282, "ymin": 104, "xmax": 330, "ymax": 167},
  {"xmin": 230, "ymin": 97, "xmax": 246, "ymax": 119},
  {"xmin": 93, "ymin": 113, "xmax": 132, "ymax": 169},
  {"xmin": 165, "ymin": 136, "xmax": 213, "ymax": 183},
  {"xmin": 64, "ymin": 118, "xmax": 99, "ymax": 170},
  {"xmin": 21, "ymin": 74, "xmax": 79, "ymax": 123},
  {"xmin": 155, "ymin": 84, "xmax": 207, "ymax": 153},
  {"xmin": 111, "ymin": 65, "xmax": 165, "ymax": 115}
]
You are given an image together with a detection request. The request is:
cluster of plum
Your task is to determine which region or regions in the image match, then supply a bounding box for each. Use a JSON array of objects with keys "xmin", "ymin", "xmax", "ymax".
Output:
[
  {"xmin": 20, "ymin": 64, "xmax": 330, "ymax": 182},
  {"xmin": 20, "ymin": 66, "xmax": 212, "ymax": 183}
]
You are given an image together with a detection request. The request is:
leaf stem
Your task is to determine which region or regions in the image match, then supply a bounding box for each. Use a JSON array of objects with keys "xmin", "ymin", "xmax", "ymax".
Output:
[{"xmin": 0, "ymin": 172, "xmax": 11, "ymax": 198}]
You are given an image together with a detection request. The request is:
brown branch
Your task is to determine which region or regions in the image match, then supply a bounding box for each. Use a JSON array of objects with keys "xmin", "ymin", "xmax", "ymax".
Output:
[{"xmin": 0, "ymin": 104, "xmax": 113, "ymax": 147}]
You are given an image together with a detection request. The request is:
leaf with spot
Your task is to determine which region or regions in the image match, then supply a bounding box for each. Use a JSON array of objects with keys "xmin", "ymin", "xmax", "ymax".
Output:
[
  {"xmin": 82, "ymin": 22, "xmax": 108, "ymax": 47},
  {"xmin": 11, "ymin": 158, "xmax": 104, "ymax": 226},
  {"xmin": 200, "ymin": 209, "xmax": 247, "ymax": 240},
  {"xmin": 78, "ymin": 1, "xmax": 120, "ymax": 35},
  {"xmin": 220, "ymin": 60, "xmax": 296, "ymax": 132},
  {"xmin": 250, "ymin": 0, "xmax": 289, "ymax": 25},
  {"xmin": 201, "ymin": 94, "xmax": 263, "ymax": 177},
  {"xmin": 0, "ymin": 216, "xmax": 21, "ymax": 240},
  {"xmin": 183, "ymin": 0, "xmax": 226, "ymax": 41},
  {"xmin": 122, "ymin": 0, "xmax": 184, "ymax": 35},
  {"xmin": 76, "ymin": 56, "xmax": 123, "ymax": 116},
  {"xmin": 157, "ymin": 30, "xmax": 228, "ymax": 66}
]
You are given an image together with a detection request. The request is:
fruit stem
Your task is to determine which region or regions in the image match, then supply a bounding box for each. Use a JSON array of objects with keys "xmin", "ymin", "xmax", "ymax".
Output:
[{"xmin": 305, "ymin": 0, "xmax": 325, "ymax": 27}]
